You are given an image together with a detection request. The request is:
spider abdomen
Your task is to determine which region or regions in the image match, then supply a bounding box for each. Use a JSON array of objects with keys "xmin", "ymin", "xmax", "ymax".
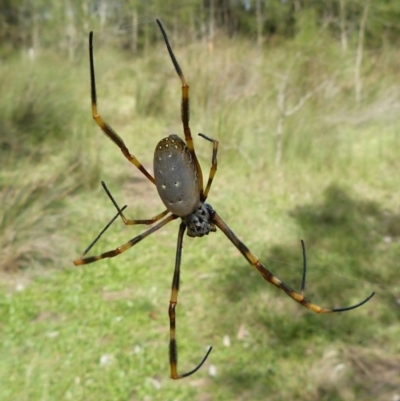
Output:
[{"xmin": 154, "ymin": 135, "xmax": 200, "ymax": 217}]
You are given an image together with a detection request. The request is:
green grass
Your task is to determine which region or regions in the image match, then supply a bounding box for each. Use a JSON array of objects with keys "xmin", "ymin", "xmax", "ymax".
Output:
[{"xmin": 0, "ymin": 31, "xmax": 399, "ymax": 401}]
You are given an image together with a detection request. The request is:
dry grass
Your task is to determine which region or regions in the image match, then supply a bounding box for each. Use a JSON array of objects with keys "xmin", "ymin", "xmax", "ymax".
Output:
[
  {"xmin": 0, "ymin": 162, "xmax": 76, "ymax": 272},
  {"xmin": 310, "ymin": 346, "xmax": 400, "ymax": 401}
]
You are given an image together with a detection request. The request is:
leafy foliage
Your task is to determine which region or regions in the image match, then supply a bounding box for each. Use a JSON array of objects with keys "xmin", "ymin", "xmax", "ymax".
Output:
[{"xmin": 2, "ymin": 0, "xmax": 400, "ymax": 58}]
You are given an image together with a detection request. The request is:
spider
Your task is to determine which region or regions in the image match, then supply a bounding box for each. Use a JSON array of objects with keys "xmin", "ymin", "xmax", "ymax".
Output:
[{"xmin": 73, "ymin": 19, "xmax": 375, "ymax": 380}]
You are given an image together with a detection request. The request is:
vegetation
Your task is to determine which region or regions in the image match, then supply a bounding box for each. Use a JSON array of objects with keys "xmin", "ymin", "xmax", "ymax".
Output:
[{"xmin": 0, "ymin": 1, "xmax": 399, "ymax": 400}]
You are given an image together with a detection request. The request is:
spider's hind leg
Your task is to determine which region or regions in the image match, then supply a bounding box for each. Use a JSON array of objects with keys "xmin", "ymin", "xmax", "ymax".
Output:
[
  {"xmin": 89, "ymin": 31, "xmax": 155, "ymax": 184},
  {"xmin": 198, "ymin": 133, "xmax": 219, "ymax": 201},
  {"xmin": 156, "ymin": 19, "xmax": 204, "ymax": 196}
]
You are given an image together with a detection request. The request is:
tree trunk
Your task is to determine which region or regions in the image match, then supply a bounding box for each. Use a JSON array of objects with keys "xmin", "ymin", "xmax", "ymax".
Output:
[
  {"xmin": 32, "ymin": 8, "xmax": 40, "ymax": 58},
  {"xmin": 355, "ymin": 0, "xmax": 370, "ymax": 106},
  {"xmin": 131, "ymin": 8, "xmax": 138, "ymax": 53},
  {"xmin": 256, "ymin": 0, "xmax": 264, "ymax": 47},
  {"xmin": 339, "ymin": 0, "xmax": 348, "ymax": 53},
  {"xmin": 208, "ymin": 0, "xmax": 215, "ymax": 52}
]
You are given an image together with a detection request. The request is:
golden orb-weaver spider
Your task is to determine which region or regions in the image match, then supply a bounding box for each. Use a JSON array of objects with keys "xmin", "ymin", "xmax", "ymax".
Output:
[{"xmin": 73, "ymin": 19, "xmax": 375, "ymax": 380}]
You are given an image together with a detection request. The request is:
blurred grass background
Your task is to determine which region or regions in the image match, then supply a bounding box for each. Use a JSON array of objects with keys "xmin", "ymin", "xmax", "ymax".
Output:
[{"xmin": 0, "ymin": 2, "xmax": 400, "ymax": 400}]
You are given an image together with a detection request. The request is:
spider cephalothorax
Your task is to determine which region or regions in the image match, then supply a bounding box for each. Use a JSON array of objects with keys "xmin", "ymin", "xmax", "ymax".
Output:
[
  {"xmin": 74, "ymin": 19, "xmax": 374, "ymax": 380},
  {"xmin": 183, "ymin": 203, "xmax": 216, "ymax": 237}
]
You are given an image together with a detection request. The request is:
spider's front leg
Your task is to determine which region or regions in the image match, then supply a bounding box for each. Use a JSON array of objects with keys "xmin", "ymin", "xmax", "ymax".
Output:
[
  {"xmin": 73, "ymin": 214, "xmax": 177, "ymax": 266},
  {"xmin": 77, "ymin": 182, "xmax": 170, "ymax": 258},
  {"xmin": 169, "ymin": 222, "xmax": 212, "ymax": 379},
  {"xmin": 212, "ymin": 212, "xmax": 375, "ymax": 313}
]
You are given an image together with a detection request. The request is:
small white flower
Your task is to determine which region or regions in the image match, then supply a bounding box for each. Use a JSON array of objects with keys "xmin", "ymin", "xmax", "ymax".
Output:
[
  {"xmin": 146, "ymin": 377, "xmax": 161, "ymax": 390},
  {"xmin": 222, "ymin": 335, "xmax": 231, "ymax": 347},
  {"xmin": 16, "ymin": 283, "xmax": 25, "ymax": 292},
  {"xmin": 208, "ymin": 364, "xmax": 217, "ymax": 377},
  {"xmin": 99, "ymin": 354, "xmax": 112, "ymax": 366}
]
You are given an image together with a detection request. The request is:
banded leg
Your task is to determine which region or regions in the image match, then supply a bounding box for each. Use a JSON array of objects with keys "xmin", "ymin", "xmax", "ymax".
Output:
[
  {"xmin": 73, "ymin": 214, "xmax": 178, "ymax": 266},
  {"xmin": 156, "ymin": 19, "xmax": 204, "ymax": 193},
  {"xmin": 169, "ymin": 222, "xmax": 213, "ymax": 379},
  {"xmin": 81, "ymin": 204, "xmax": 129, "ymax": 257},
  {"xmin": 78, "ymin": 182, "xmax": 170, "ymax": 259},
  {"xmin": 212, "ymin": 212, "xmax": 375, "ymax": 313},
  {"xmin": 198, "ymin": 133, "xmax": 219, "ymax": 201},
  {"xmin": 89, "ymin": 32, "xmax": 155, "ymax": 184},
  {"xmin": 101, "ymin": 181, "xmax": 169, "ymax": 225}
]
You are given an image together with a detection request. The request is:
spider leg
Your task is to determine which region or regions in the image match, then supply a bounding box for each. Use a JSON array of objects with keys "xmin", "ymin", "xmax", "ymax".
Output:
[
  {"xmin": 212, "ymin": 212, "xmax": 375, "ymax": 313},
  {"xmin": 169, "ymin": 222, "xmax": 213, "ymax": 379},
  {"xmin": 81, "ymin": 204, "xmax": 128, "ymax": 257},
  {"xmin": 101, "ymin": 181, "xmax": 169, "ymax": 225},
  {"xmin": 89, "ymin": 32, "xmax": 155, "ymax": 184},
  {"xmin": 198, "ymin": 133, "xmax": 219, "ymax": 201},
  {"xmin": 73, "ymin": 214, "xmax": 178, "ymax": 266},
  {"xmin": 156, "ymin": 19, "xmax": 204, "ymax": 194},
  {"xmin": 79, "ymin": 182, "xmax": 170, "ymax": 258}
]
